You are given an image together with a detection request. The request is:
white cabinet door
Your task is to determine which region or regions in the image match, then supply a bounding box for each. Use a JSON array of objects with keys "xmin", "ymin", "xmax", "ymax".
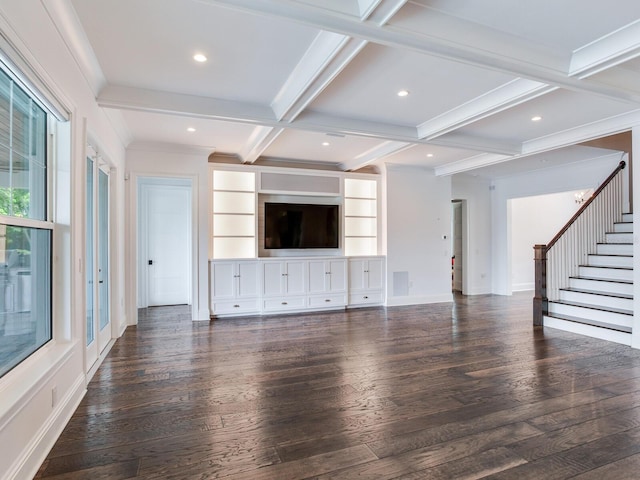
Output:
[
  {"xmin": 262, "ymin": 262, "xmax": 284, "ymax": 296},
  {"xmin": 308, "ymin": 260, "xmax": 327, "ymax": 294},
  {"xmin": 285, "ymin": 260, "xmax": 306, "ymax": 295},
  {"xmin": 211, "ymin": 261, "xmax": 236, "ymax": 299},
  {"xmin": 328, "ymin": 259, "xmax": 347, "ymax": 292},
  {"xmin": 237, "ymin": 261, "xmax": 259, "ymax": 298},
  {"xmin": 349, "ymin": 259, "xmax": 367, "ymax": 291},
  {"xmin": 367, "ymin": 258, "xmax": 385, "ymax": 290}
]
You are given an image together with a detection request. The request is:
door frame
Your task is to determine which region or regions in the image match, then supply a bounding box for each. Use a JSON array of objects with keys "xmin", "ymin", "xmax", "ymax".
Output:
[
  {"xmin": 84, "ymin": 140, "xmax": 116, "ymax": 375},
  {"xmin": 451, "ymin": 198, "xmax": 469, "ymax": 295},
  {"xmin": 137, "ymin": 176, "xmax": 194, "ymax": 312}
]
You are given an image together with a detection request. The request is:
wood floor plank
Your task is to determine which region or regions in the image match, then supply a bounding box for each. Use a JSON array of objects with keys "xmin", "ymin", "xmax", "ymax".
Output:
[{"xmin": 37, "ymin": 293, "xmax": 640, "ymax": 479}]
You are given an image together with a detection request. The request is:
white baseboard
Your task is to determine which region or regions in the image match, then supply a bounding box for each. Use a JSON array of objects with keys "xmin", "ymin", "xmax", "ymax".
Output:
[
  {"xmin": 7, "ymin": 373, "xmax": 86, "ymax": 480},
  {"xmin": 512, "ymin": 282, "xmax": 534, "ymax": 292},
  {"xmin": 386, "ymin": 293, "xmax": 453, "ymax": 307},
  {"xmin": 464, "ymin": 287, "xmax": 493, "ymax": 295}
]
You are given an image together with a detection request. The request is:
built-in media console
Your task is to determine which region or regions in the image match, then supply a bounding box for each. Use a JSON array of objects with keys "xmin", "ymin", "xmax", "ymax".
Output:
[
  {"xmin": 210, "ymin": 166, "xmax": 384, "ymax": 317},
  {"xmin": 209, "ymin": 256, "xmax": 385, "ymax": 317}
]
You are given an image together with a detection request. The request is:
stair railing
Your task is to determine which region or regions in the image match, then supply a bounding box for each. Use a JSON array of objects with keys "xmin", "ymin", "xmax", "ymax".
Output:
[{"xmin": 533, "ymin": 160, "xmax": 626, "ymax": 326}]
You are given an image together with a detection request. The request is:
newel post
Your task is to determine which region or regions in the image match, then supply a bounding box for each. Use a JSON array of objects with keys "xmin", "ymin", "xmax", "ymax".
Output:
[{"xmin": 533, "ymin": 244, "xmax": 548, "ymax": 327}]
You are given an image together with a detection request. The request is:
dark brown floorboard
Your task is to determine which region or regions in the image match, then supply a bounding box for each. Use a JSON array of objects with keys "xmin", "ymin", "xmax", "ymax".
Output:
[{"xmin": 36, "ymin": 293, "xmax": 640, "ymax": 479}]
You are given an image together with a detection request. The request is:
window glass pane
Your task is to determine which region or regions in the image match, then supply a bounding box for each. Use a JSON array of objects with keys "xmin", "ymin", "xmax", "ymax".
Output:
[
  {"xmin": 86, "ymin": 157, "xmax": 94, "ymax": 346},
  {"xmin": 0, "ymin": 69, "xmax": 46, "ymax": 220},
  {"xmin": 98, "ymin": 169, "xmax": 109, "ymax": 330},
  {"xmin": 0, "ymin": 226, "xmax": 51, "ymax": 377}
]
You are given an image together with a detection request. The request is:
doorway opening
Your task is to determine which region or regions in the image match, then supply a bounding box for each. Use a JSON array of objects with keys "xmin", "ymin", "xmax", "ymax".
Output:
[
  {"xmin": 137, "ymin": 177, "xmax": 193, "ymax": 311},
  {"xmin": 451, "ymin": 199, "xmax": 468, "ymax": 294}
]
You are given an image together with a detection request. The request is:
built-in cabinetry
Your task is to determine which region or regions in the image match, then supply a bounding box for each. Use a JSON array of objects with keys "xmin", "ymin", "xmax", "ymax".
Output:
[
  {"xmin": 307, "ymin": 259, "xmax": 347, "ymax": 309},
  {"xmin": 348, "ymin": 256, "xmax": 385, "ymax": 306},
  {"xmin": 262, "ymin": 259, "xmax": 307, "ymax": 312},
  {"xmin": 209, "ymin": 256, "xmax": 385, "ymax": 317},
  {"xmin": 210, "ymin": 260, "xmax": 260, "ymax": 315}
]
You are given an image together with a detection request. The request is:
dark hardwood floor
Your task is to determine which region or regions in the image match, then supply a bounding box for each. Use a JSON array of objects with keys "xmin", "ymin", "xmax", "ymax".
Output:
[{"xmin": 36, "ymin": 293, "xmax": 640, "ymax": 479}]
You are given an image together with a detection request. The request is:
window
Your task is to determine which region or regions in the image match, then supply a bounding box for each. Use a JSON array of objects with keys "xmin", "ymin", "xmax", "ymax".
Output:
[{"xmin": 0, "ymin": 66, "xmax": 51, "ymax": 378}]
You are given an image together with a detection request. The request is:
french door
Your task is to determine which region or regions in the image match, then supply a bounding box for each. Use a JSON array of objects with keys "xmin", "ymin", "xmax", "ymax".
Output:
[{"xmin": 86, "ymin": 150, "xmax": 111, "ymax": 370}]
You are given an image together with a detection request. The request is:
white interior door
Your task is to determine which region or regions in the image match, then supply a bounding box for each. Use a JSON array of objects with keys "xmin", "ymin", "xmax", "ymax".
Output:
[
  {"xmin": 145, "ymin": 184, "xmax": 191, "ymax": 306},
  {"xmin": 86, "ymin": 151, "xmax": 112, "ymax": 371}
]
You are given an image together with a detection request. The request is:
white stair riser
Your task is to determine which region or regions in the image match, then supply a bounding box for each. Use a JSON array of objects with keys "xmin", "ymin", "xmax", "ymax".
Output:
[
  {"xmin": 596, "ymin": 243, "xmax": 633, "ymax": 255},
  {"xmin": 578, "ymin": 266, "xmax": 633, "ymax": 281},
  {"xmin": 544, "ymin": 316, "xmax": 632, "ymax": 346},
  {"xmin": 622, "ymin": 213, "xmax": 634, "ymax": 223},
  {"xmin": 558, "ymin": 290, "xmax": 633, "ymax": 310},
  {"xmin": 605, "ymin": 232, "xmax": 633, "ymax": 243},
  {"xmin": 613, "ymin": 222, "xmax": 633, "ymax": 232},
  {"xmin": 549, "ymin": 303, "xmax": 632, "ymax": 328},
  {"xmin": 588, "ymin": 255, "xmax": 633, "ymax": 268},
  {"xmin": 569, "ymin": 278, "xmax": 633, "ymax": 296}
]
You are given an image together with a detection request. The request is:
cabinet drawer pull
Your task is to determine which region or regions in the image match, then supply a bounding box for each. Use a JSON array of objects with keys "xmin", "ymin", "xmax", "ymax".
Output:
[
  {"xmin": 282, "ymin": 301, "xmax": 288, "ymax": 305},
  {"xmin": 233, "ymin": 304, "xmax": 240, "ymax": 308},
  {"xmin": 325, "ymin": 299, "xmax": 331, "ymax": 302},
  {"xmin": 363, "ymin": 296, "xmax": 369, "ymax": 299}
]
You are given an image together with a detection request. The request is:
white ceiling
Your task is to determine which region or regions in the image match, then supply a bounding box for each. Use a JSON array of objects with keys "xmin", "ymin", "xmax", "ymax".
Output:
[{"xmin": 61, "ymin": 0, "xmax": 640, "ymax": 178}]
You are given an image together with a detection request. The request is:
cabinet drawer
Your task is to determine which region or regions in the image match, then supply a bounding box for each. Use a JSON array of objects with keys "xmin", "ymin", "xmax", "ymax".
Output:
[
  {"xmin": 308, "ymin": 293, "xmax": 347, "ymax": 308},
  {"xmin": 212, "ymin": 298, "xmax": 259, "ymax": 315},
  {"xmin": 348, "ymin": 291, "xmax": 383, "ymax": 306},
  {"xmin": 263, "ymin": 296, "xmax": 307, "ymax": 312}
]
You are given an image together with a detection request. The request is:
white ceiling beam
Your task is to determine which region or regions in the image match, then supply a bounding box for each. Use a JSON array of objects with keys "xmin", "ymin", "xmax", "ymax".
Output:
[
  {"xmin": 570, "ymin": 20, "xmax": 640, "ymax": 78},
  {"xmin": 99, "ymin": 84, "xmax": 521, "ymax": 155},
  {"xmin": 271, "ymin": 31, "xmax": 359, "ymax": 121},
  {"xmin": 434, "ymin": 108, "xmax": 640, "ymax": 176},
  {"xmin": 42, "ymin": 0, "xmax": 106, "ymax": 96},
  {"xmin": 199, "ymin": 0, "xmax": 640, "ymax": 104},
  {"xmin": 98, "ymin": 84, "xmax": 277, "ymax": 123},
  {"xmin": 340, "ymin": 140, "xmax": 411, "ymax": 170},
  {"xmin": 239, "ymin": 126, "xmax": 284, "ymax": 163},
  {"xmin": 417, "ymin": 79, "xmax": 557, "ymax": 140},
  {"xmin": 272, "ymin": 0, "xmax": 408, "ymax": 123},
  {"xmin": 434, "ymin": 153, "xmax": 510, "ymax": 176}
]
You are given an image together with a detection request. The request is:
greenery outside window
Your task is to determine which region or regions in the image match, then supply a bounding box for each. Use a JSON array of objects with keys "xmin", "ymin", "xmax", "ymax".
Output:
[{"xmin": 0, "ymin": 65, "xmax": 51, "ymax": 378}]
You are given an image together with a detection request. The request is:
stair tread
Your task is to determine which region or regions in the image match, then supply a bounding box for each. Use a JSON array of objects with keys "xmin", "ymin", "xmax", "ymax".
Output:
[
  {"xmin": 550, "ymin": 299, "xmax": 632, "ymax": 315},
  {"xmin": 559, "ymin": 287, "xmax": 633, "ymax": 300},
  {"xmin": 544, "ymin": 313, "xmax": 632, "ymax": 333},
  {"xmin": 570, "ymin": 276, "xmax": 633, "ymax": 285},
  {"xmin": 588, "ymin": 254, "xmax": 633, "ymax": 258},
  {"xmin": 579, "ymin": 264, "xmax": 633, "ymax": 270}
]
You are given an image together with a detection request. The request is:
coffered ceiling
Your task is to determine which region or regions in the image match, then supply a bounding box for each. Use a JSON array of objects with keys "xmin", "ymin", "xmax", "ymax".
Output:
[{"xmin": 55, "ymin": 0, "xmax": 640, "ymax": 176}]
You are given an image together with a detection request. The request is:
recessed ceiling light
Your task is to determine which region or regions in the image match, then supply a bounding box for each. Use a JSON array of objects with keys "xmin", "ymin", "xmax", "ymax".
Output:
[
  {"xmin": 426, "ymin": 153, "xmax": 434, "ymax": 158},
  {"xmin": 193, "ymin": 53, "xmax": 207, "ymax": 63},
  {"xmin": 322, "ymin": 141, "xmax": 330, "ymax": 146},
  {"xmin": 531, "ymin": 115, "xmax": 543, "ymax": 122},
  {"xmin": 397, "ymin": 90, "xmax": 409, "ymax": 97},
  {"xmin": 187, "ymin": 127, "xmax": 196, "ymax": 132}
]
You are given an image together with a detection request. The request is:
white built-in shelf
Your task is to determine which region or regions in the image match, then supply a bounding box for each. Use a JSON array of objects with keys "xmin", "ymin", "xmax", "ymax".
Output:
[
  {"xmin": 344, "ymin": 178, "xmax": 377, "ymax": 256},
  {"xmin": 212, "ymin": 170, "xmax": 256, "ymax": 259}
]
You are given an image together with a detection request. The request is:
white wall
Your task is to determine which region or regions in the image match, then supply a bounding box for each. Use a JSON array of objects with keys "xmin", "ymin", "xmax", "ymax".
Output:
[
  {"xmin": 451, "ymin": 174, "xmax": 493, "ymax": 295},
  {"xmin": 510, "ymin": 191, "xmax": 585, "ymax": 291},
  {"xmin": 385, "ymin": 165, "xmax": 453, "ymax": 305},
  {"xmin": 0, "ymin": 1, "xmax": 127, "ymax": 479},
  {"xmin": 126, "ymin": 147, "xmax": 211, "ymax": 323},
  {"xmin": 491, "ymin": 153, "xmax": 624, "ymax": 295}
]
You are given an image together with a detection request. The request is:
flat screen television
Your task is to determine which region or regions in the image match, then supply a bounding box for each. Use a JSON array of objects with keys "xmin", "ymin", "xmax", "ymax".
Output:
[{"xmin": 264, "ymin": 202, "xmax": 339, "ymax": 249}]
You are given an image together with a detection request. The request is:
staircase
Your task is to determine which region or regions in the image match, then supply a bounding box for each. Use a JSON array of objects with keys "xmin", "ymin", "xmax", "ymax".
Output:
[{"xmin": 544, "ymin": 212, "xmax": 633, "ymax": 345}]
